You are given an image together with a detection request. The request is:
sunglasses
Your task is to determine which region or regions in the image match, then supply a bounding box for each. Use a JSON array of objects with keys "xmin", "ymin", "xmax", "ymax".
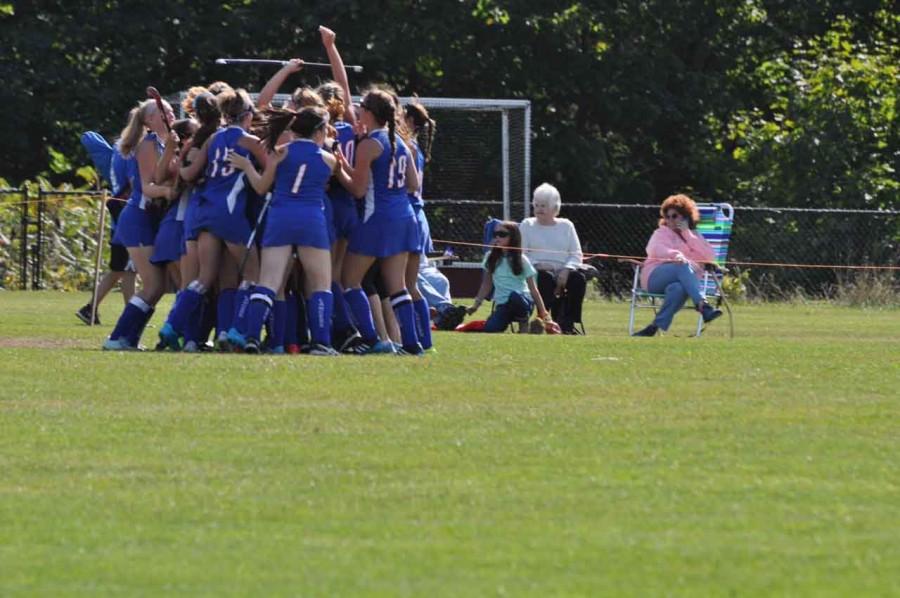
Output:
[
  {"xmin": 494, "ymin": 230, "xmax": 511, "ymax": 238},
  {"xmin": 665, "ymin": 212, "xmax": 683, "ymax": 220}
]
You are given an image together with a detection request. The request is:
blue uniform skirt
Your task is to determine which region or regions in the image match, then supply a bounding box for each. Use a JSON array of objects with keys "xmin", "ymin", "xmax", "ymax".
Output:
[
  {"xmin": 112, "ymin": 202, "xmax": 158, "ymax": 248},
  {"xmin": 183, "ymin": 191, "xmax": 201, "ymax": 242},
  {"xmin": 349, "ymin": 211, "xmax": 420, "ymax": 258},
  {"xmin": 150, "ymin": 208, "xmax": 185, "ymax": 265},
  {"xmin": 262, "ymin": 201, "xmax": 331, "ymax": 250},
  {"xmin": 413, "ymin": 204, "xmax": 434, "ymax": 254},
  {"xmin": 331, "ymin": 195, "xmax": 359, "ymax": 241},
  {"xmin": 192, "ymin": 196, "xmax": 251, "ymax": 245}
]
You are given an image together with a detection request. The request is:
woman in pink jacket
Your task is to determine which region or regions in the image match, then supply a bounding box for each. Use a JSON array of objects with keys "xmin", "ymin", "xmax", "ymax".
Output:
[{"xmin": 633, "ymin": 194, "xmax": 722, "ymax": 336}]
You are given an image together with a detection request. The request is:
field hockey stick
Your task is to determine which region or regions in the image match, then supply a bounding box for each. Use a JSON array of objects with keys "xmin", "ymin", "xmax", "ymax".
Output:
[
  {"xmin": 146, "ymin": 86, "xmax": 172, "ymax": 133},
  {"xmin": 215, "ymin": 58, "xmax": 364, "ymax": 73},
  {"xmin": 238, "ymin": 192, "xmax": 274, "ymax": 278}
]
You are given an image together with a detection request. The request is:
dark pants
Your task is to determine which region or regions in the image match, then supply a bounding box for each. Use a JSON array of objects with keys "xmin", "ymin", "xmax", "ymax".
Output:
[
  {"xmin": 536, "ymin": 269, "xmax": 586, "ymax": 332},
  {"xmin": 484, "ymin": 291, "xmax": 533, "ymax": 333}
]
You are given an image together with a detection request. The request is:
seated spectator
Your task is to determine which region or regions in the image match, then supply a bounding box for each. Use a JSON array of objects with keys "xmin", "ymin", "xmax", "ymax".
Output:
[
  {"xmin": 467, "ymin": 221, "xmax": 551, "ymax": 333},
  {"xmin": 632, "ymin": 194, "xmax": 722, "ymax": 336},
  {"xmin": 520, "ymin": 183, "xmax": 586, "ymax": 334},
  {"xmin": 417, "ymin": 254, "xmax": 467, "ymax": 330}
]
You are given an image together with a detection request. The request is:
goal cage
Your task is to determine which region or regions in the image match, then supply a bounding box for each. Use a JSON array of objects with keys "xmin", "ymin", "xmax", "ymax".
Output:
[{"xmin": 175, "ymin": 93, "xmax": 532, "ymax": 259}]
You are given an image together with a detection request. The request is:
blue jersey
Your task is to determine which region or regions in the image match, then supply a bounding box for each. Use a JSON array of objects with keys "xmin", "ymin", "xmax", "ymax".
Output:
[
  {"xmin": 408, "ymin": 138, "xmax": 426, "ymax": 208},
  {"xmin": 110, "ymin": 144, "xmax": 133, "ymax": 198},
  {"xmin": 328, "ymin": 121, "xmax": 356, "ymax": 203},
  {"xmin": 273, "ymin": 139, "xmax": 333, "ymax": 206},
  {"xmin": 202, "ymin": 126, "xmax": 252, "ymax": 215},
  {"xmin": 126, "ymin": 132, "xmax": 164, "ymax": 210},
  {"xmin": 362, "ymin": 128, "xmax": 414, "ymax": 221}
]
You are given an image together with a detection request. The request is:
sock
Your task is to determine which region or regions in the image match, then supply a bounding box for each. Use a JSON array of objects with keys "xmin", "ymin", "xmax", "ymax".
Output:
[
  {"xmin": 232, "ymin": 282, "xmax": 254, "ymax": 335},
  {"xmin": 307, "ymin": 290, "xmax": 334, "ymax": 347},
  {"xmin": 124, "ymin": 296, "xmax": 153, "ymax": 347},
  {"xmin": 216, "ymin": 289, "xmax": 236, "ymax": 337},
  {"xmin": 270, "ymin": 299, "xmax": 287, "ymax": 351},
  {"xmin": 413, "ymin": 298, "xmax": 433, "ymax": 350},
  {"xmin": 284, "ymin": 293, "xmax": 299, "ymax": 347},
  {"xmin": 331, "ymin": 281, "xmax": 353, "ymax": 336},
  {"xmin": 199, "ymin": 292, "xmax": 216, "ymax": 344},
  {"xmin": 391, "ymin": 290, "xmax": 420, "ymax": 351},
  {"xmin": 167, "ymin": 280, "xmax": 205, "ymax": 335},
  {"xmin": 185, "ymin": 297, "xmax": 204, "ymax": 344},
  {"xmin": 344, "ymin": 288, "xmax": 377, "ymax": 344},
  {"xmin": 109, "ymin": 302, "xmax": 141, "ymax": 342},
  {"xmin": 245, "ymin": 286, "xmax": 276, "ymax": 343}
]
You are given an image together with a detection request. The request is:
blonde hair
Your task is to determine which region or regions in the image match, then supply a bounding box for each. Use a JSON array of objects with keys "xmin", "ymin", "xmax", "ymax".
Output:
[
  {"xmin": 532, "ymin": 183, "xmax": 561, "ymax": 215},
  {"xmin": 119, "ymin": 100, "xmax": 156, "ymax": 156}
]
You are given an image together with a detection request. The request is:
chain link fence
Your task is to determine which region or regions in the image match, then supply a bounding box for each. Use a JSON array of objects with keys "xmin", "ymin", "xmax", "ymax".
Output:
[
  {"xmin": 425, "ymin": 200, "xmax": 900, "ymax": 300},
  {"xmin": 2, "ymin": 190, "xmax": 897, "ymax": 299}
]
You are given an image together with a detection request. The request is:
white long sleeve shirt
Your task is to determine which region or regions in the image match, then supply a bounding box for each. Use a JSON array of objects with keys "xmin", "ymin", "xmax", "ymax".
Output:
[{"xmin": 519, "ymin": 217, "xmax": 583, "ymax": 271}]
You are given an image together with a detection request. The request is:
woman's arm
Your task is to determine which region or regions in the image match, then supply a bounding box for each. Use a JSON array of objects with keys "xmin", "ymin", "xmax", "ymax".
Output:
[
  {"xmin": 257, "ymin": 59, "xmax": 303, "ymax": 110},
  {"xmin": 155, "ymin": 130, "xmax": 179, "ymax": 184},
  {"xmin": 466, "ymin": 270, "xmax": 494, "ymax": 315},
  {"xmin": 527, "ymin": 276, "xmax": 550, "ymax": 320},
  {"xmin": 180, "ymin": 136, "xmax": 211, "ymax": 181},
  {"xmin": 646, "ymin": 228, "xmax": 687, "ymax": 262},
  {"xmin": 563, "ymin": 220, "xmax": 584, "ymax": 269},
  {"xmin": 319, "ymin": 26, "xmax": 357, "ymax": 129},
  {"xmin": 238, "ymin": 134, "xmax": 268, "ymax": 170},
  {"xmin": 684, "ymin": 230, "xmax": 716, "ymax": 266},
  {"xmin": 405, "ymin": 150, "xmax": 420, "ymax": 195},
  {"xmin": 227, "ymin": 149, "xmax": 278, "ymax": 195},
  {"xmin": 137, "ymin": 140, "xmax": 171, "ymax": 199},
  {"xmin": 338, "ymin": 137, "xmax": 379, "ymax": 198}
]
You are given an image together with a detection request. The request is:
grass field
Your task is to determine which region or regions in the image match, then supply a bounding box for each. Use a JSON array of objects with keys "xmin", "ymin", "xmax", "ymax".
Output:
[{"xmin": 1, "ymin": 292, "xmax": 899, "ymax": 595}]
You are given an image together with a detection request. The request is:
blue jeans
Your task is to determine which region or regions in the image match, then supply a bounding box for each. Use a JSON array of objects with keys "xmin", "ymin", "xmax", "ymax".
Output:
[
  {"xmin": 484, "ymin": 292, "xmax": 533, "ymax": 333},
  {"xmin": 647, "ymin": 263, "xmax": 704, "ymax": 331}
]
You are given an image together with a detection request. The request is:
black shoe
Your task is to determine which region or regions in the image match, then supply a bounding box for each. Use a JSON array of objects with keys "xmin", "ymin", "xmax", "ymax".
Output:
[
  {"xmin": 436, "ymin": 304, "xmax": 468, "ymax": 331},
  {"xmin": 632, "ymin": 323, "xmax": 659, "ymax": 337},
  {"xmin": 244, "ymin": 339, "xmax": 261, "ymax": 354},
  {"xmin": 76, "ymin": 304, "xmax": 100, "ymax": 325},
  {"xmin": 699, "ymin": 303, "xmax": 723, "ymax": 323}
]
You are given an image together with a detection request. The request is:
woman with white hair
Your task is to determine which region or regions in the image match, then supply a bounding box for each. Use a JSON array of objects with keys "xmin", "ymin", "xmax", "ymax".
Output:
[{"xmin": 519, "ymin": 183, "xmax": 587, "ymax": 334}]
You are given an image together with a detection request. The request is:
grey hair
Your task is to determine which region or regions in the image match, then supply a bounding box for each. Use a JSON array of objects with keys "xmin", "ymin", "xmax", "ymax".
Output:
[{"xmin": 532, "ymin": 183, "xmax": 561, "ymax": 215}]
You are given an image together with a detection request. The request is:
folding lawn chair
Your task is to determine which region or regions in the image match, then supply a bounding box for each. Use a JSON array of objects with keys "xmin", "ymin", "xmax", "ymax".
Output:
[{"xmin": 627, "ymin": 203, "xmax": 735, "ymax": 337}]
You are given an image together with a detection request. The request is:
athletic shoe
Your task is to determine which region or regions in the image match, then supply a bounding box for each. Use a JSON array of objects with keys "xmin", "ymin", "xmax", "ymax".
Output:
[
  {"xmin": 337, "ymin": 330, "xmax": 363, "ymax": 353},
  {"xmin": 76, "ymin": 304, "xmax": 100, "ymax": 325},
  {"xmin": 102, "ymin": 338, "xmax": 134, "ymax": 351},
  {"xmin": 226, "ymin": 327, "xmax": 247, "ymax": 349},
  {"xmin": 435, "ymin": 304, "xmax": 467, "ymax": 331},
  {"xmin": 699, "ymin": 303, "xmax": 723, "ymax": 323},
  {"xmin": 424, "ymin": 347, "xmax": 438, "ymax": 355},
  {"xmin": 366, "ymin": 340, "xmax": 397, "ymax": 355},
  {"xmin": 269, "ymin": 345, "xmax": 285, "ymax": 355},
  {"xmin": 215, "ymin": 331, "xmax": 232, "ymax": 353},
  {"xmin": 302, "ymin": 343, "xmax": 340, "ymax": 356},
  {"xmin": 632, "ymin": 323, "xmax": 659, "ymax": 337},
  {"xmin": 396, "ymin": 343, "xmax": 425, "ymax": 356},
  {"xmin": 286, "ymin": 343, "xmax": 301, "ymax": 354},
  {"xmin": 244, "ymin": 339, "xmax": 261, "ymax": 354},
  {"xmin": 183, "ymin": 340, "xmax": 200, "ymax": 353},
  {"xmin": 158, "ymin": 322, "xmax": 182, "ymax": 351}
]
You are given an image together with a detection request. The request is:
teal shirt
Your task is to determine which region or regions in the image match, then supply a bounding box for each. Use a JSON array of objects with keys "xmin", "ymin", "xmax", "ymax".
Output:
[{"xmin": 482, "ymin": 253, "xmax": 537, "ymax": 305}]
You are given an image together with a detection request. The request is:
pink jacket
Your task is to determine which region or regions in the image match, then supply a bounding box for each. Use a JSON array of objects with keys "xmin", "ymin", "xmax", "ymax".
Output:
[{"xmin": 640, "ymin": 226, "xmax": 716, "ymax": 289}]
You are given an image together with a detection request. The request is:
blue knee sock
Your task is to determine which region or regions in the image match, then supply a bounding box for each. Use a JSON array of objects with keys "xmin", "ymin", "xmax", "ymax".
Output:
[
  {"xmin": 391, "ymin": 290, "xmax": 420, "ymax": 352},
  {"xmin": 185, "ymin": 298, "xmax": 204, "ymax": 343},
  {"xmin": 232, "ymin": 283, "xmax": 254, "ymax": 335},
  {"xmin": 331, "ymin": 281, "xmax": 353, "ymax": 335},
  {"xmin": 245, "ymin": 286, "xmax": 276, "ymax": 343},
  {"xmin": 123, "ymin": 296, "xmax": 154, "ymax": 348},
  {"xmin": 168, "ymin": 281, "xmax": 205, "ymax": 335},
  {"xmin": 307, "ymin": 290, "xmax": 334, "ymax": 347},
  {"xmin": 270, "ymin": 299, "xmax": 287, "ymax": 351},
  {"xmin": 413, "ymin": 298, "xmax": 433, "ymax": 350},
  {"xmin": 109, "ymin": 299, "xmax": 144, "ymax": 342},
  {"xmin": 344, "ymin": 288, "xmax": 378, "ymax": 344},
  {"xmin": 284, "ymin": 293, "xmax": 299, "ymax": 347},
  {"xmin": 216, "ymin": 289, "xmax": 236, "ymax": 337}
]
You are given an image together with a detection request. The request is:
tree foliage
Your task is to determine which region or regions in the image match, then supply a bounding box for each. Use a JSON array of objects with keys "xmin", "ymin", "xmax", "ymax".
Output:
[{"xmin": 0, "ymin": 0, "xmax": 896, "ymax": 208}]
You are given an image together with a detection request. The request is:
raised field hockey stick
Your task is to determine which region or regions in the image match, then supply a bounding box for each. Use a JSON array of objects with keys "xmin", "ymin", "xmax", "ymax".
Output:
[
  {"xmin": 238, "ymin": 192, "xmax": 275, "ymax": 278},
  {"xmin": 215, "ymin": 58, "xmax": 364, "ymax": 73},
  {"xmin": 146, "ymin": 86, "xmax": 172, "ymax": 133}
]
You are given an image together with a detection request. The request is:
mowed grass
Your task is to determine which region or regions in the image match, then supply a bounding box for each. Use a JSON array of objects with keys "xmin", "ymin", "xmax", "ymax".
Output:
[{"xmin": 1, "ymin": 292, "xmax": 899, "ymax": 596}]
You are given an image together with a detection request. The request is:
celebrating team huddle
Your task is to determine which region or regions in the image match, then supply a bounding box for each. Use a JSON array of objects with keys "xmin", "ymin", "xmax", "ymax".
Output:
[{"xmin": 102, "ymin": 26, "xmax": 437, "ymax": 356}]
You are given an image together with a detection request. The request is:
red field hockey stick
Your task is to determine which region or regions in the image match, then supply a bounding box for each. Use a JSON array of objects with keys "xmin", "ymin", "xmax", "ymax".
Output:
[{"xmin": 146, "ymin": 86, "xmax": 172, "ymax": 133}]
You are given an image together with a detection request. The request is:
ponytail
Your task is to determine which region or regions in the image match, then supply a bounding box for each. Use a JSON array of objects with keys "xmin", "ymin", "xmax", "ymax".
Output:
[
  {"xmin": 264, "ymin": 109, "xmax": 296, "ymax": 152},
  {"xmin": 421, "ymin": 117, "xmax": 436, "ymax": 164},
  {"xmin": 387, "ymin": 112, "xmax": 396, "ymax": 160},
  {"xmin": 119, "ymin": 100, "xmax": 154, "ymax": 156}
]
